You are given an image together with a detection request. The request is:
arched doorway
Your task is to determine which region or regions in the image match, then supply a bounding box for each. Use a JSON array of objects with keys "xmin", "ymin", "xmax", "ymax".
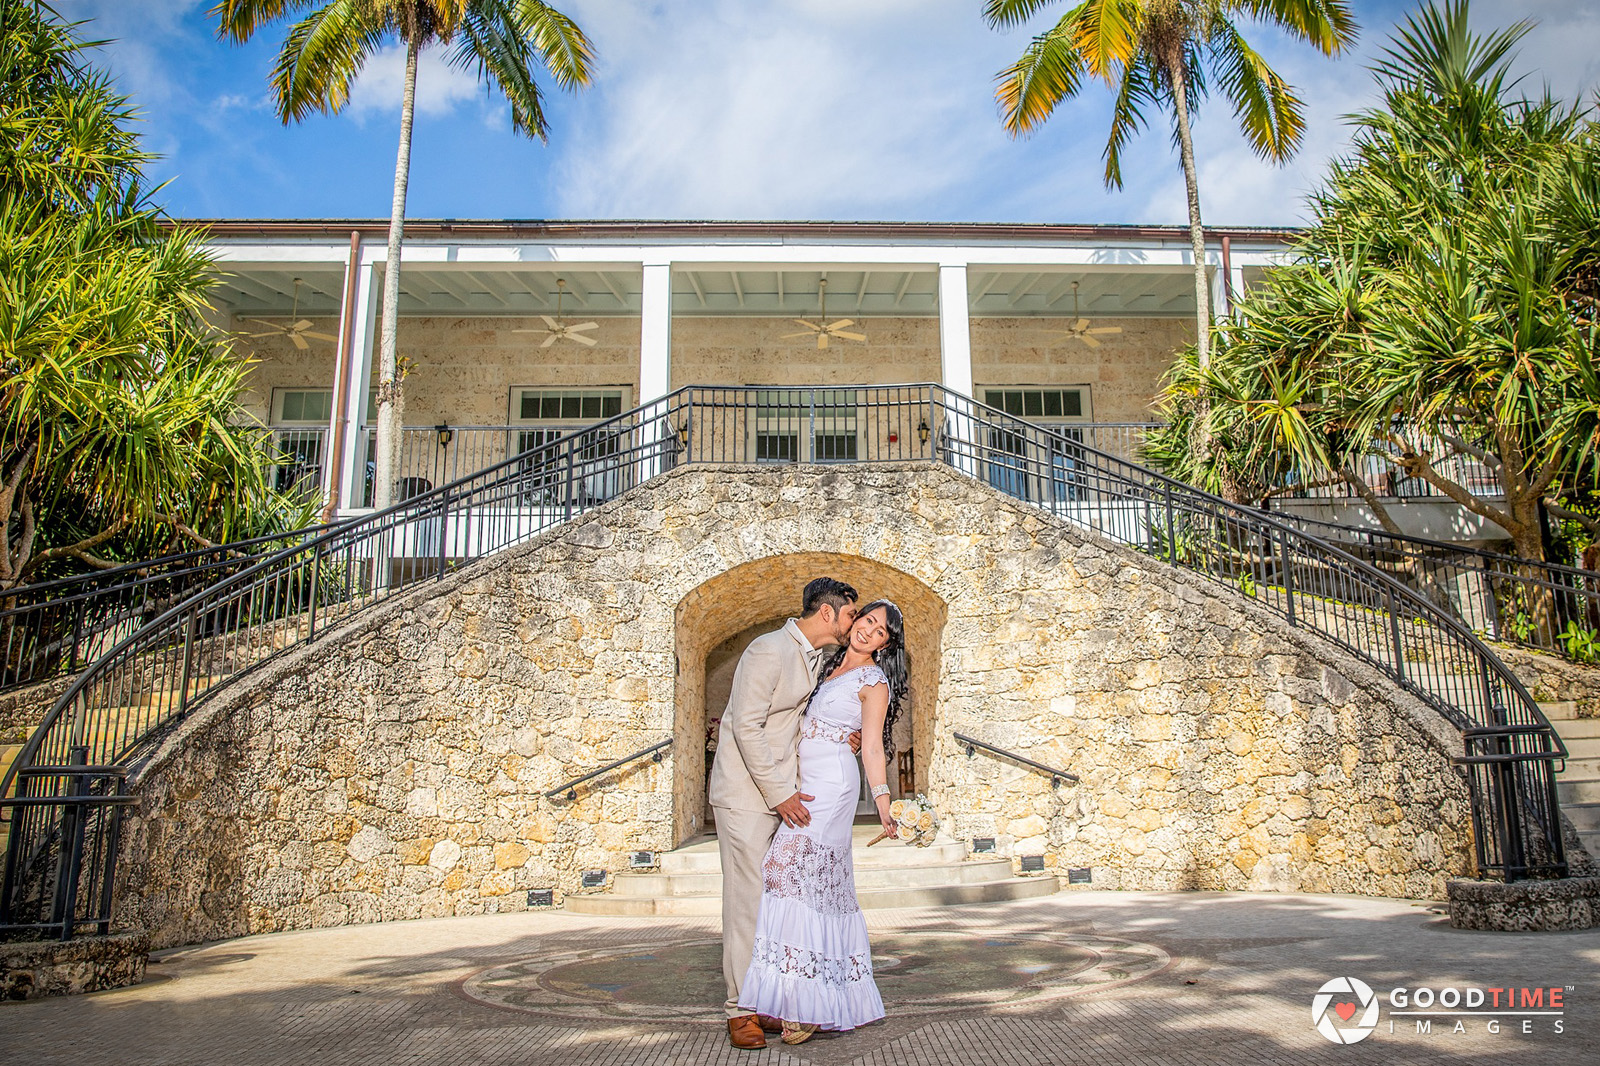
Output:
[{"xmin": 672, "ymin": 553, "xmax": 947, "ymax": 845}]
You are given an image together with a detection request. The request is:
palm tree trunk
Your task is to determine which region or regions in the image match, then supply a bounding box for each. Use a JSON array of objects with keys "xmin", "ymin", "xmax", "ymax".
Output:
[
  {"xmin": 1167, "ymin": 53, "xmax": 1214, "ymax": 469},
  {"xmin": 1166, "ymin": 56, "xmax": 1212, "ymax": 369},
  {"xmin": 372, "ymin": 38, "xmax": 420, "ymax": 512}
]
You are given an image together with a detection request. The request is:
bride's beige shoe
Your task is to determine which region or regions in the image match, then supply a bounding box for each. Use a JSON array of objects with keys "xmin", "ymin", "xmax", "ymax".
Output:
[{"xmin": 781, "ymin": 1020, "xmax": 819, "ymax": 1045}]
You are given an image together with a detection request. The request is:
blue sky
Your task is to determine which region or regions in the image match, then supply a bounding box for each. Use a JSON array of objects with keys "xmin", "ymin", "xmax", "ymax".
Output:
[{"xmin": 72, "ymin": 0, "xmax": 1600, "ymax": 227}]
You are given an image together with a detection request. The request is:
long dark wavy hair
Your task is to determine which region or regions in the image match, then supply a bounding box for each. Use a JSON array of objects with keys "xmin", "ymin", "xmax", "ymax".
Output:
[{"xmin": 804, "ymin": 599, "xmax": 910, "ymax": 756}]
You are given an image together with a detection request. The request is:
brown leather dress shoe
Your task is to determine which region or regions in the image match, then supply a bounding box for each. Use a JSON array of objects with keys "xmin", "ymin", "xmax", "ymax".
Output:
[
  {"xmin": 756, "ymin": 1015, "xmax": 784, "ymax": 1034},
  {"xmin": 728, "ymin": 1015, "xmax": 767, "ymax": 1049}
]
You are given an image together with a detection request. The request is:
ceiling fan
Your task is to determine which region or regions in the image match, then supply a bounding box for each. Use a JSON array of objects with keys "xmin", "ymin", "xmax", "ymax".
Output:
[
  {"xmin": 1054, "ymin": 281, "xmax": 1123, "ymax": 348},
  {"xmin": 514, "ymin": 279, "xmax": 598, "ymax": 347},
  {"xmin": 242, "ymin": 278, "xmax": 337, "ymax": 350},
  {"xmin": 782, "ymin": 279, "xmax": 866, "ymax": 349}
]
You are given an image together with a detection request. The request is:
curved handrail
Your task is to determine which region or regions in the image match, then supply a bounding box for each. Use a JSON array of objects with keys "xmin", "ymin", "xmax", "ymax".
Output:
[
  {"xmin": 1, "ymin": 383, "xmax": 1572, "ymax": 938},
  {"xmin": 545, "ymin": 738, "xmax": 672, "ymax": 801},
  {"xmin": 954, "ymin": 731, "xmax": 1079, "ymax": 787},
  {"xmin": 0, "ymin": 523, "xmax": 336, "ymax": 693}
]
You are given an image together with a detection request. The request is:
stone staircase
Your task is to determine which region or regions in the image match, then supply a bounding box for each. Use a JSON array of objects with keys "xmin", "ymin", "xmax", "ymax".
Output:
[
  {"xmin": 1545, "ymin": 701, "xmax": 1600, "ymax": 861},
  {"xmin": 564, "ymin": 824, "xmax": 1059, "ymax": 916}
]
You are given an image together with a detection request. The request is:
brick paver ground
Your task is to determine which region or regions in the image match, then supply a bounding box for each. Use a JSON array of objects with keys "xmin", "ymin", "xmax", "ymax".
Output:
[{"xmin": 3, "ymin": 891, "xmax": 1595, "ymax": 1065}]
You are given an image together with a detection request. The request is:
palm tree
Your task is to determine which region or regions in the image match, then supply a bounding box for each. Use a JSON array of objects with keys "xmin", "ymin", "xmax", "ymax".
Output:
[
  {"xmin": 212, "ymin": 1, "xmax": 594, "ymax": 509},
  {"xmin": 983, "ymin": 0, "xmax": 1358, "ymax": 374}
]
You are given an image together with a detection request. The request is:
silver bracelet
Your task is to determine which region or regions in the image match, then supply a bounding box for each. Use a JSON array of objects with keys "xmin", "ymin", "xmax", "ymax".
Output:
[{"xmin": 870, "ymin": 783, "xmax": 890, "ymax": 799}]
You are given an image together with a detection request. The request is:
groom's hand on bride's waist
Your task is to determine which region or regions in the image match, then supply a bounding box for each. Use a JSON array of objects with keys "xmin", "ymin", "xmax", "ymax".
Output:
[
  {"xmin": 774, "ymin": 792, "xmax": 814, "ymax": 828},
  {"xmin": 848, "ymin": 731, "xmax": 862, "ymax": 754}
]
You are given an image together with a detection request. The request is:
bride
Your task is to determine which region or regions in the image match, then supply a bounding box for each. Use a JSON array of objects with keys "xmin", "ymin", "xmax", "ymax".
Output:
[{"xmin": 737, "ymin": 600, "xmax": 909, "ymax": 1044}]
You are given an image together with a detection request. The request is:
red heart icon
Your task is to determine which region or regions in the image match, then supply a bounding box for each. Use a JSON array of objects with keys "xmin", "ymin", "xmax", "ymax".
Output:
[{"xmin": 1334, "ymin": 1002, "xmax": 1357, "ymax": 1021}]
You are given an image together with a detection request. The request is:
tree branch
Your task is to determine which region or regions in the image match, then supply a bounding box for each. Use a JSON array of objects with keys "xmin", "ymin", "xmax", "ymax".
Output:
[
  {"xmin": 1436, "ymin": 429, "xmax": 1502, "ymax": 472},
  {"xmin": 1542, "ymin": 497, "xmax": 1600, "ymax": 542},
  {"xmin": 26, "ymin": 517, "xmax": 129, "ymax": 573},
  {"xmin": 1340, "ymin": 464, "xmax": 1405, "ymax": 534},
  {"xmin": 1399, "ymin": 449, "xmax": 1518, "ymax": 531},
  {"xmin": 148, "ymin": 511, "xmax": 219, "ymax": 551}
]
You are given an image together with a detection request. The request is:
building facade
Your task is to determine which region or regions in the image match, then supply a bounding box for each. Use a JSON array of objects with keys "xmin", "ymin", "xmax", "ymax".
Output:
[{"xmin": 205, "ymin": 220, "xmax": 1286, "ymax": 516}]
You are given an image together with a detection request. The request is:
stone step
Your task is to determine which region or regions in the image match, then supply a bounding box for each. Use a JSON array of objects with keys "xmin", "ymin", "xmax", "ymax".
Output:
[
  {"xmin": 1564, "ymin": 803, "xmax": 1600, "ymax": 833},
  {"xmin": 1564, "ymin": 737, "xmax": 1600, "ymax": 760},
  {"xmin": 563, "ymin": 874, "xmax": 1060, "ymax": 917},
  {"xmin": 662, "ymin": 831, "xmax": 968, "ymax": 874},
  {"xmin": 1579, "ymin": 830, "xmax": 1600, "ymax": 859},
  {"xmin": 1557, "ymin": 777, "xmax": 1600, "ymax": 805},
  {"xmin": 1539, "ymin": 701, "xmax": 1579, "ymax": 721},
  {"xmin": 614, "ymin": 857, "xmax": 1017, "ymax": 898},
  {"xmin": 1554, "ymin": 718, "xmax": 1600, "ymax": 740}
]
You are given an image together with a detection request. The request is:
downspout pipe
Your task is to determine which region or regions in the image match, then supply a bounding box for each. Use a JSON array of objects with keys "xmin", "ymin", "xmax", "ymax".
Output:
[
  {"xmin": 322, "ymin": 230, "xmax": 362, "ymax": 521},
  {"xmin": 1220, "ymin": 234, "xmax": 1234, "ymax": 317}
]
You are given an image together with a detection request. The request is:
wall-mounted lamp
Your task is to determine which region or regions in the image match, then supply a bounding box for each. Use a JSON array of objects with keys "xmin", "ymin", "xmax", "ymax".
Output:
[
  {"xmin": 435, "ymin": 423, "xmax": 453, "ymax": 447},
  {"xmin": 917, "ymin": 419, "xmax": 931, "ymax": 445}
]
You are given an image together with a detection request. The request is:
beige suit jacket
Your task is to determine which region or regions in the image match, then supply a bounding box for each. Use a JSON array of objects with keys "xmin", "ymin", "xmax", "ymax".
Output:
[{"xmin": 707, "ymin": 619, "xmax": 823, "ymax": 813}]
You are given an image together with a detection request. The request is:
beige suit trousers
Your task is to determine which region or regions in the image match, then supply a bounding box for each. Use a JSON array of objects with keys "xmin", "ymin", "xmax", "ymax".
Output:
[{"xmin": 715, "ymin": 804, "xmax": 781, "ymax": 1018}]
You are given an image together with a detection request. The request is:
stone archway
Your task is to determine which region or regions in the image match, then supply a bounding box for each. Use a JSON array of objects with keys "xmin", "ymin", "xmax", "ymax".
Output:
[{"xmin": 672, "ymin": 553, "xmax": 948, "ymax": 845}]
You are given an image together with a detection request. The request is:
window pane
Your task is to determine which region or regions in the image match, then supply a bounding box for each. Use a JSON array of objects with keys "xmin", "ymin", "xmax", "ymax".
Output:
[
  {"xmin": 541, "ymin": 396, "xmax": 561, "ymax": 419},
  {"xmin": 1024, "ymin": 391, "xmax": 1043, "ymax": 416},
  {"xmin": 1005, "ymin": 391, "xmax": 1023, "ymax": 415},
  {"xmin": 282, "ymin": 392, "xmax": 303, "ymax": 421},
  {"xmin": 1063, "ymin": 391, "xmax": 1082, "ymax": 417},
  {"xmin": 984, "ymin": 391, "xmax": 1002, "ymax": 408},
  {"xmin": 815, "ymin": 434, "xmax": 857, "ymax": 460},
  {"xmin": 603, "ymin": 396, "xmax": 621, "ymax": 417},
  {"xmin": 756, "ymin": 433, "xmax": 796, "ymax": 461},
  {"xmin": 1043, "ymin": 391, "xmax": 1063, "ymax": 417},
  {"xmin": 581, "ymin": 395, "xmax": 601, "ymax": 419},
  {"xmin": 561, "ymin": 396, "xmax": 581, "ymax": 419},
  {"xmin": 520, "ymin": 394, "xmax": 539, "ymax": 420}
]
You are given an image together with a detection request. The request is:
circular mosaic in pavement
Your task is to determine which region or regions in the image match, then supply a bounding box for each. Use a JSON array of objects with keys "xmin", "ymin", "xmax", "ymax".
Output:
[{"xmin": 459, "ymin": 932, "xmax": 1170, "ymax": 1022}]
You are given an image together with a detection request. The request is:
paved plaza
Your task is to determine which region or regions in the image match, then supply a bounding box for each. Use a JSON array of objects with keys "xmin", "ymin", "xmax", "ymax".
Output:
[{"xmin": 2, "ymin": 891, "xmax": 1596, "ymax": 1065}]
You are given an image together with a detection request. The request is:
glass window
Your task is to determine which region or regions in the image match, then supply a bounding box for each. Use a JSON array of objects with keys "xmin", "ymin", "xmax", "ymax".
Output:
[
  {"xmin": 513, "ymin": 388, "xmax": 630, "ymax": 425},
  {"xmin": 273, "ymin": 389, "xmax": 334, "ymax": 425},
  {"xmin": 984, "ymin": 388, "xmax": 1088, "ymax": 422}
]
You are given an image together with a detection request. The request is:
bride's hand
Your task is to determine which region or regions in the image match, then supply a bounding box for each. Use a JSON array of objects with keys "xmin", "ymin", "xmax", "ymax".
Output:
[{"xmin": 876, "ymin": 797, "xmax": 897, "ymax": 838}]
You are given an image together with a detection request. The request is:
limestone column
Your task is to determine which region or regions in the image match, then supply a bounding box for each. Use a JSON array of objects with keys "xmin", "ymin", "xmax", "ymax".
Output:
[
  {"xmin": 938, "ymin": 262, "xmax": 978, "ymax": 475},
  {"xmin": 334, "ymin": 258, "xmax": 381, "ymax": 514},
  {"xmin": 638, "ymin": 260, "xmax": 674, "ymax": 479}
]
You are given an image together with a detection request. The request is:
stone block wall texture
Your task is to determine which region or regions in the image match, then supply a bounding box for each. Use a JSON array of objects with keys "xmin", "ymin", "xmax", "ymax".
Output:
[
  {"xmin": 1496, "ymin": 643, "xmax": 1600, "ymax": 718},
  {"xmin": 118, "ymin": 465, "xmax": 1472, "ymax": 949},
  {"xmin": 0, "ymin": 933, "xmax": 148, "ymax": 1000}
]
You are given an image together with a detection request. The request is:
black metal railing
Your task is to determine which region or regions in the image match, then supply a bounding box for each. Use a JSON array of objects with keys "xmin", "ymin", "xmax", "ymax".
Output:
[
  {"xmin": 545, "ymin": 739, "xmax": 672, "ymax": 801},
  {"xmin": 0, "ymin": 384, "xmax": 1571, "ymax": 939},
  {"xmin": 1273, "ymin": 514, "xmax": 1600, "ymax": 662},
  {"xmin": 954, "ymin": 732, "xmax": 1079, "ymax": 788},
  {"xmin": 0, "ymin": 748, "xmax": 131, "ymax": 940},
  {"xmin": 0, "ymin": 527, "xmax": 331, "ymax": 695}
]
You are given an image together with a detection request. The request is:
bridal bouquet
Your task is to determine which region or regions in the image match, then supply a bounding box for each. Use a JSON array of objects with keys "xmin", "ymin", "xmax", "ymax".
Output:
[{"xmin": 887, "ymin": 794, "xmax": 938, "ymax": 847}]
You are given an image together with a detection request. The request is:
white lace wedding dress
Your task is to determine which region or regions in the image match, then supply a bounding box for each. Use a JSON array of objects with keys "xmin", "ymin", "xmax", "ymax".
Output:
[{"xmin": 737, "ymin": 663, "xmax": 887, "ymax": 1030}]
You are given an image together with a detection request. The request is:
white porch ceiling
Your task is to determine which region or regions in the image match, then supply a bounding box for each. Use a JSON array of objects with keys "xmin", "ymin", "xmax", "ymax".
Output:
[{"xmin": 208, "ymin": 265, "xmax": 1201, "ymax": 319}]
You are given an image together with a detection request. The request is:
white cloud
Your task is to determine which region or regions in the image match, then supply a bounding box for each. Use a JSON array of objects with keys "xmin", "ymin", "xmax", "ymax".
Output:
[
  {"xmin": 346, "ymin": 45, "xmax": 489, "ymax": 121},
  {"xmin": 554, "ymin": 0, "xmax": 1015, "ymax": 219}
]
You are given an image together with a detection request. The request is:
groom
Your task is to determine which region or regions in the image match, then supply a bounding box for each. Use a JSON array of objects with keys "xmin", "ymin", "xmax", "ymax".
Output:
[{"xmin": 709, "ymin": 576, "xmax": 859, "ymax": 1049}]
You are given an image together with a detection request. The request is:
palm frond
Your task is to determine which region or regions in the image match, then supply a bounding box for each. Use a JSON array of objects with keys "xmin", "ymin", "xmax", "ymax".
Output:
[
  {"xmin": 271, "ymin": 0, "xmax": 387, "ymax": 121},
  {"xmin": 1212, "ymin": 22, "xmax": 1306, "ymax": 162},
  {"xmin": 1071, "ymin": 0, "xmax": 1141, "ymax": 81},
  {"xmin": 1102, "ymin": 55, "xmax": 1157, "ymax": 189},
  {"xmin": 982, "ymin": 0, "xmax": 1060, "ymax": 30},
  {"xmin": 1229, "ymin": 0, "xmax": 1358, "ymax": 57},
  {"xmin": 995, "ymin": 11, "xmax": 1090, "ymax": 137}
]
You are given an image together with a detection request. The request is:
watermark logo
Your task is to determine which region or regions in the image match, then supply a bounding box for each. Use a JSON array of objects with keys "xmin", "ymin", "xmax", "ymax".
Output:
[{"xmin": 1312, "ymin": 977, "xmax": 1380, "ymax": 1044}]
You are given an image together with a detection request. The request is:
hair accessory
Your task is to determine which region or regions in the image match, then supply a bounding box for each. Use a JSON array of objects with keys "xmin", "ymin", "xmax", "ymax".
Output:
[{"xmin": 870, "ymin": 783, "xmax": 890, "ymax": 799}]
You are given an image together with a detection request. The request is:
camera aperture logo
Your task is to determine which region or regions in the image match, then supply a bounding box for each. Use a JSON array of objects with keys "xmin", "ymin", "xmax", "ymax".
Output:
[{"xmin": 1313, "ymin": 977, "xmax": 1380, "ymax": 1044}]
